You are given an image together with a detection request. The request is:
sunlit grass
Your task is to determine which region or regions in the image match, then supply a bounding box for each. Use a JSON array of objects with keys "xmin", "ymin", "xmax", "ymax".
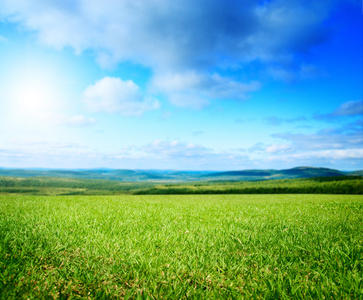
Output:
[{"xmin": 0, "ymin": 194, "xmax": 362, "ymax": 299}]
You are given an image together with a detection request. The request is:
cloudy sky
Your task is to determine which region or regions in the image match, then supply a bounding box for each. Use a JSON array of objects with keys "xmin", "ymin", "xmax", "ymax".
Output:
[{"xmin": 0, "ymin": 0, "xmax": 362, "ymax": 170}]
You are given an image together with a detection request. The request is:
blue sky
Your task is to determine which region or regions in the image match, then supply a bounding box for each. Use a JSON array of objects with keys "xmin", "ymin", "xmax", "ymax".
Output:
[{"xmin": 0, "ymin": 0, "xmax": 362, "ymax": 170}]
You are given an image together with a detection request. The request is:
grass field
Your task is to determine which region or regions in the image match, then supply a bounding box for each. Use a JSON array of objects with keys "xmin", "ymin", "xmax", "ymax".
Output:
[{"xmin": 0, "ymin": 194, "xmax": 362, "ymax": 299}]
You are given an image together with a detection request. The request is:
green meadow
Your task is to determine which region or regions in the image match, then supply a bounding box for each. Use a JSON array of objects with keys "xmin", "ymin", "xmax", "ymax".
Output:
[{"xmin": 1, "ymin": 194, "xmax": 362, "ymax": 299}]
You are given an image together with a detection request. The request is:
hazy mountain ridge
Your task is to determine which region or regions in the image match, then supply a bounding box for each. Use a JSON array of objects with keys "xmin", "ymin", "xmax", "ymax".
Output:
[
  {"xmin": 0, "ymin": 166, "xmax": 361, "ymax": 182},
  {"xmin": 207, "ymin": 167, "xmax": 349, "ymax": 180}
]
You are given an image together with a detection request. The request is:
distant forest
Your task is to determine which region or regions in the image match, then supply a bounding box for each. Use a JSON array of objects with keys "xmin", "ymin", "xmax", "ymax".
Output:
[{"xmin": 0, "ymin": 175, "xmax": 362, "ymax": 195}]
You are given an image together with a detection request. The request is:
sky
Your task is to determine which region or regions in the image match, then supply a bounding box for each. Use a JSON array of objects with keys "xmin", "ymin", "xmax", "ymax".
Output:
[{"xmin": 0, "ymin": 0, "xmax": 362, "ymax": 171}]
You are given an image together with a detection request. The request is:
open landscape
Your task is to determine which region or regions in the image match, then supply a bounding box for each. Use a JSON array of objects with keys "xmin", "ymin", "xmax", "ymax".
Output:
[
  {"xmin": 0, "ymin": 167, "xmax": 362, "ymax": 196},
  {"xmin": 1, "ymin": 0, "xmax": 362, "ymax": 299},
  {"xmin": 0, "ymin": 168, "xmax": 362, "ymax": 298}
]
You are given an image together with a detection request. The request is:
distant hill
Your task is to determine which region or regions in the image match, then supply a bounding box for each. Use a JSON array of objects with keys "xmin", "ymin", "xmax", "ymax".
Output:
[
  {"xmin": 0, "ymin": 168, "xmax": 211, "ymax": 182},
  {"xmin": 348, "ymin": 170, "xmax": 363, "ymax": 176},
  {"xmin": 0, "ymin": 166, "xmax": 359, "ymax": 182},
  {"xmin": 205, "ymin": 167, "xmax": 348, "ymax": 180}
]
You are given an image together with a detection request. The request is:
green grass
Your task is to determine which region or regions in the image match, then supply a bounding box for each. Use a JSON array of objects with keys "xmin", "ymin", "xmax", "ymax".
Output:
[{"xmin": 0, "ymin": 194, "xmax": 362, "ymax": 299}]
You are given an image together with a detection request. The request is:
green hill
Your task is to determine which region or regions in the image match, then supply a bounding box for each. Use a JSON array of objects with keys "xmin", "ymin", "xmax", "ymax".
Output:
[
  {"xmin": 348, "ymin": 170, "xmax": 363, "ymax": 176},
  {"xmin": 207, "ymin": 167, "xmax": 346, "ymax": 180},
  {"xmin": 0, "ymin": 166, "xmax": 358, "ymax": 182}
]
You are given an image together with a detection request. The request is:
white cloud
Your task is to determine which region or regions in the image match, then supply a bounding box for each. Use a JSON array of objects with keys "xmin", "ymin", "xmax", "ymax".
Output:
[
  {"xmin": 314, "ymin": 100, "xmax": 363, "ymax": 121},
  {"xmin": 0, "ymin": 35, "xmax": 7, "ymax": 42},
  {"xmin": 167, "ymin": 94, "xmax": 209, "ymax": 110},
  {"xmin": 151, "ymin": 72, "xmax": 260, "ymax": 109},
  {"xmin": 269, "ymin": 64, "xmax": 324, "ymax": 82},
  {"xmin": 0, "ymin": 0, "xmax": 337, "ymax": 69},
  {"xmin": 318, "ymin": 149, "xmax": 363, "ymax": 160},
  {"xmin": 333, "ymin": 100, "xmax": 363, "ymax": 116},
  {"xmin": 139, "ymin": 140, "xmax": 211, "ymax": 159},
  {"xmin": 1, "ymin": 136, "xmax": 362, "ymax": 170},
  {"xmin": 269, "ymin": 149, "xmax": 363, "ymax": 161},
  {"xmin": 152, "ymin": 72, "xmax": 261, "ymax": 99},
  {"xmin": 264, "ymin": 116, "xmax": 308, "ymax": 126},
  {"xmin": 0, "ymin": 139, "xmax": 102, "ymax": 169},
  {"xmin": 266, "ymin": 144, "xmax": 293, "ymax": 154},
  {"xmin": 260, "ymin": 121, "xmax": 363, "ymax": 167},
  {"xmin": 0, "ymin": 138, "xmax": 251, "ymax": 170},
  {"xmin": 83, "ymin": 77, "xmax": 160, "ymax": 116},
  {"xmin": 0, "ymin": 0, "xmax": 348, "ymax": 108},
  {"xmin": 273, "ymin": 128, "xmax": 363, "ymax": 151},
  {"xmin": 61, "ymin": 115, "xmax": 96, "ymax": 126},
  {"xmin": 116, "ymin": 139, "xmax": 252, "ymax": 169}
]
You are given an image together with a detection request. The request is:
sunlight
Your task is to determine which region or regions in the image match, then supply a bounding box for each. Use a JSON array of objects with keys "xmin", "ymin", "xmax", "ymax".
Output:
[
  {"xmin": 7, "ymin": 60, "xmax": 65, "ymax": 123},
  {"xmin": 15, "ymin": 73, "xmax": 55, "ymax": 113}
]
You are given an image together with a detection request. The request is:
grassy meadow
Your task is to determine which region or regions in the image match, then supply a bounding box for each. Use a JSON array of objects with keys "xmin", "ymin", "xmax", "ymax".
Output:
[{"xmin": 0, "ymin": 194, "xmax": 362, "ymax": 299}]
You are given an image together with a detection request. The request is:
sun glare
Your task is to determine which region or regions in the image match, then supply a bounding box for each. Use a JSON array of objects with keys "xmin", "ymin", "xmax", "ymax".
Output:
[
  {"xmin": 7, "ymin": 60, "xmax": 65, "ymax": 122},
  {"xmin": 14, "ymin": 73, "xmax": 57, "ymax": 113}
]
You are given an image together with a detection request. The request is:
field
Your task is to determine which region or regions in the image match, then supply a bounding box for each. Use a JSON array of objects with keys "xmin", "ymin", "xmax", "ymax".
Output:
[
  {"xmin": 0, "ymin": 194, "xmax": 362, "ymax": 299},
  {"xmin": 0, "ymin": 175, "xmax": 362, "ymax": 195}
]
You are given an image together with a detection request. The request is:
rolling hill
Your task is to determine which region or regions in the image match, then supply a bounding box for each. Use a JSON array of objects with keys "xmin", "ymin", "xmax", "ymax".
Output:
[
  {"xmin": 0, "ymin": 166, "xmax": 360, "ymax": 182},
  {"xmin": 206, "ymin": 167, "xmax": 348, "ymax": 180}
]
